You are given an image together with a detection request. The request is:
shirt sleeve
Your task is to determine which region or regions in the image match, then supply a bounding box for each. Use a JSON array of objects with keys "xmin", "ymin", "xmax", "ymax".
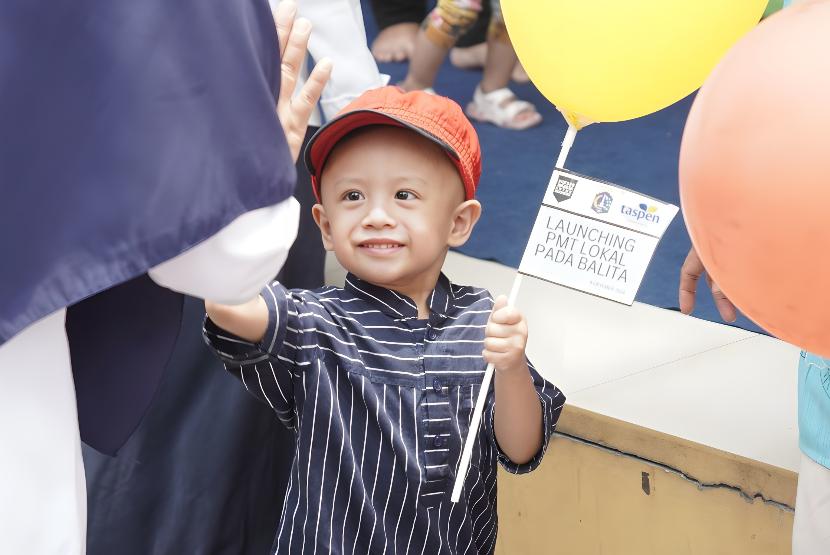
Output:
[
  {"xmin": 290, "ymin": 0, "xmax": 388, "ymax": 121},
  {"xmin": 202, "ymin": 280, "xmax": 319, "ymax": 429},
  {"xmin": 483, "ymin": 359, "xmax": 565, "ymax": 474},
  {"xmin": 148, "ymin": 198, "xmax": 300, "ymax": 305}
]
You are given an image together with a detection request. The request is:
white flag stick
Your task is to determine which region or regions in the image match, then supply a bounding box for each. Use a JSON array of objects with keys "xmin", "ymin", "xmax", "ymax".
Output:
[{"xmin": 450, "ymin": 124, "xmax": 578, "ymax": 503}]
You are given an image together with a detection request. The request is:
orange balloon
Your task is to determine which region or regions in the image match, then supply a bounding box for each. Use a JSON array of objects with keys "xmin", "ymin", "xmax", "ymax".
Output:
[{"xmin": 679, "ymin": 0, "xmax": 830, "ymax": 356}]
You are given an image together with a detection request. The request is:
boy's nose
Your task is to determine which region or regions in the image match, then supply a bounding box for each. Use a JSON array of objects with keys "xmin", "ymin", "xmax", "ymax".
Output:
[{"xmin": 361, "ymin": 203, "xmax": 396, "ymax": 229}]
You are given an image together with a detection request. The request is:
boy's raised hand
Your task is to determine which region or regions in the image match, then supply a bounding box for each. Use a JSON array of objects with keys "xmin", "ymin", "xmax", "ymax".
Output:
[
  {"xmin": 273, "ymin": 0, "xmax": 333, "ymax": 163},
  {"xmin": 205, "ymin": 295, "xmax": 269, "ymax": 344},
  {"xmin": 483, "ymin": 295, "xmax": 529, "ymax": 374}
]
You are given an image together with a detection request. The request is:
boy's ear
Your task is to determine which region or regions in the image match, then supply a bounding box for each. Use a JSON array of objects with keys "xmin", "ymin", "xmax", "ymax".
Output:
[
  {"xmin": 447, "ymin": 199, "xmax": 482, "ymax": 248},
  {"xmin": 311, "ymin": 204, "xmax": 335, "ymax": 251}
]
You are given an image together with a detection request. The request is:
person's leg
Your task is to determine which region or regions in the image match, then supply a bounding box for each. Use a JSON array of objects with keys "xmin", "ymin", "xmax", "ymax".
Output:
[
  {"xmin": 400, "ymin": 0, "xmax": 482, "ymax": 91},
  {"xmin": 449, "ymin": 42, "xmax": 488, "ymax": 70},
  {"xmin": 449, "ymin": 0, "xmax": 528, "ymax": 83},
  {"xmin": 0, "ymin": 309, "xmax": 86, "ymax": 555},
  {"xmin": 512, "ymin": 59, "xmax": 530, "ymax": 83},
  {"xmin": 369, "ymin": 0, "xmax": 425, "ymax": 63},
  {"xmin": 448, "ymin": 0, "xmax": 491, "ymax": 70},
  {"xmin": 451, "ymin": 46, "xmax": 530, "ymax": 83},
  {"xmin": 454, "ymin": 0, "xmax": 491, "ymax": 47},
  {"xmin": 792, "ymin": 452, "xmax": 830, "ymax": 554},
  {"xmin": 465, "ymin": 1, "xmax": 541, "ymax": 129},
  {"xmin": 479, "ymin": 16, "xmax": 514, "ymax": 94},
  {"xmin": 492, "ymin": 0, "xmax": 530, "ymax": 84}
]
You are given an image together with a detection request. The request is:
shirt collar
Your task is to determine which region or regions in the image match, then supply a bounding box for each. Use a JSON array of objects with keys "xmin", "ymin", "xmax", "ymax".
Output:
[{"xmin": 344, "ymin": 273, "xmax": 454, "ymax": 321}]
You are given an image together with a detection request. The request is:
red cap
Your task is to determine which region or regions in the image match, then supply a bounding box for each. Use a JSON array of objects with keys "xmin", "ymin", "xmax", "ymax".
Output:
[{"xmin": 304, "ymin": 86, "xmax": 481, "ymax": 202}]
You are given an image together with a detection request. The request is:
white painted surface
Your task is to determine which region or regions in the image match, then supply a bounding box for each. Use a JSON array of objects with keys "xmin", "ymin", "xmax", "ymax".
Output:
[{"xmin": 326, "ymin": 251, "xmax": 801, "ymax": 472}]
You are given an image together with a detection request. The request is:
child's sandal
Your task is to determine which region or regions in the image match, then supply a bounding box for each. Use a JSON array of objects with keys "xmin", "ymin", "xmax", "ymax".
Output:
[{"xmin": 465, "ymin": 86, "xmax": 542, "ymax": 130}]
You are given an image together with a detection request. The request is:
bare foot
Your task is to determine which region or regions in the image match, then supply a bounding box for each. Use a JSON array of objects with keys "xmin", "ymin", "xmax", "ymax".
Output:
[
  {"xmin": 449, "ymin": 43, "xmax": 488, "ymax": 69},
  {"xmin": 512, "ymin": 60, "xmax": 530, "ymax": 83},
  {"xmin": 371, "ymin": 23, "xmax": 418, "ymax": 63}
]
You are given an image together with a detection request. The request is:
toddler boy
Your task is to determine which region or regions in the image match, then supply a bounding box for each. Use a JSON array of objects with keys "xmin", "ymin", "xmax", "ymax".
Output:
[{"xmin": 204, "ymin": 86, "xmax": 564, "ymax": 554}]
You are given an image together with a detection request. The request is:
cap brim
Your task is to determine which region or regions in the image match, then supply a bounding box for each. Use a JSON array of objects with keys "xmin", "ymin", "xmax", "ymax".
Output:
[{"xmin": 304, "ymin": 109, "xmax": 460, "ymax": 180}]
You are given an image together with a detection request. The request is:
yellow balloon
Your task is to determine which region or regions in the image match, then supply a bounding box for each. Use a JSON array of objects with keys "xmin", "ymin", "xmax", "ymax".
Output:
[{"xmin": 502, "ymin": 0, "xmax": 767, "ymax": 128}]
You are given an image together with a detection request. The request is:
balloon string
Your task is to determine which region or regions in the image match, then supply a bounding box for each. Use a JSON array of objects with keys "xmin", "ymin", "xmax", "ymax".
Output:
[{"xmin": 450, "ymin": 124, "xmax": 578, "ymax": 503}]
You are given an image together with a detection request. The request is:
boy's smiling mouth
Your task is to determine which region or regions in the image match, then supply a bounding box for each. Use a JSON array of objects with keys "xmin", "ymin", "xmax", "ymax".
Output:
[{"xmin": 358, "ymin": 238, "xmax": 405, "ymax": 253}]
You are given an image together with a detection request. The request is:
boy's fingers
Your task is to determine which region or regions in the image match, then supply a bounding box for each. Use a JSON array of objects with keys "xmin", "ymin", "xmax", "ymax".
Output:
[
  {"xmin": 484, "ymin": 337, "xmax": 510, "ymax": 353},
  {"xmin": 485, "ymin": 324, "xmax": 527, "ymax": 350},
  {"xmin": 482, "ymin": 350, "xmax": 520, "ymax": 370},
  {"xmin": 482, "ymin": 349, "xmax": 504, "ymax": 364},
  {"xmin": 485, "ymin": 322, "xmax": 512, "ymax": 338},
  {"xmin": 486, "ymin": 335, "xmax": 524, "ymax": 352},
  {"xmin": 273, "ymin": 0, "xmax": 297, "ymax": 59},
  {"xmin": 490, "ymin": 305, "xmax": 522, "ymax": 325},
  {"xmin": 492, "ymin": 295, "xmax": 507, "ymax": 312}
]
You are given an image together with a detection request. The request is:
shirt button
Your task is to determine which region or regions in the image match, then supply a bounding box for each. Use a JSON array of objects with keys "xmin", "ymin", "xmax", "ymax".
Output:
[
  {"xmin": 433, "ymin": 436, "xmax": 445, "ymax": 448},
  {"xmin": 432, "ymin": 378, "xmax": 443, "ymax": 394},
  {"xmin": 428, "ymin": 330, "xmax": 438, "ymax": 340}
]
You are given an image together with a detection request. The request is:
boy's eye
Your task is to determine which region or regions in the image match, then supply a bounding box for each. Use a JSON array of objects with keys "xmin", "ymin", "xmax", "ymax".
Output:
[
  {"xmin": 395, "ymin": 190, "xmax": 415, "ymax": 200},
  {"xmin": 344, "ymin": 191, "xmax": 363, "ymax": 201}
]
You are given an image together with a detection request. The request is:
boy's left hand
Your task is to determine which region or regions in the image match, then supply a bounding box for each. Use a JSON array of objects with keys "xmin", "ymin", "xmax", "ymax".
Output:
[{"xmin": 483, "ymin": 295, "xmax": 529, "ymax": 375}]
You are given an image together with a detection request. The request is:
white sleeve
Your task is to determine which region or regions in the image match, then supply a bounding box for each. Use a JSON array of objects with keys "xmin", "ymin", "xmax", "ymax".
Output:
[
  {"xmin": 287, "ymin": 0, "xmax": 389, "ymax": 121},
  {"xmin": 148, "ymin": 197, "xmax": 300, "ymax": 304}
]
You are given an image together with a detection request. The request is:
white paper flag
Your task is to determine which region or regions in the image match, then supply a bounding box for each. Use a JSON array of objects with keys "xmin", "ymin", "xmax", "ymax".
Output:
[{"xmin": 518, "ymin": 168, "xmax": 679, "ymax": 305}]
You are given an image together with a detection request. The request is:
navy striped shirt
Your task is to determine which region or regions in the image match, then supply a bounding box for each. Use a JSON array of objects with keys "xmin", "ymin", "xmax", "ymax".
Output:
[{"xmin": 204, "ymin": 273, "xmax": 564, "ymax": 554}]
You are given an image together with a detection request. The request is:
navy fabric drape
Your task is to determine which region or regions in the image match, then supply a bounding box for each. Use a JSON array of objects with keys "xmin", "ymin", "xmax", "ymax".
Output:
[
  {"xmin": 0, "ymin": 0, "xmax": 297, "ymax": 454},
  {"xmin": 67, "ymin": 275, "xmax": 184, "ymax": 455},
  {"xmin": 0, "ymin": 0, "xmax": 296, "ymax": 345}
]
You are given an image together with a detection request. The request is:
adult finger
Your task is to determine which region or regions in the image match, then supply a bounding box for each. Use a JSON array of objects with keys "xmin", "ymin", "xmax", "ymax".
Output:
[
  {"xmin": 678, "ymin": 247, "xmax": 705, "ymax": 315},
  {"xmin": 277, "ymin": 17, "xmax": 312, "ymax": 110},
  {"xmin": 287, "ymin": 57, "xmax": 332, "ymax": 130},
  {"xmin": 273, "ymin": 0, "xmax": 297, "ymax": 59},
  {"xmin": 709, "ymin": 279, "xmax": 738, "ymax": 323}
]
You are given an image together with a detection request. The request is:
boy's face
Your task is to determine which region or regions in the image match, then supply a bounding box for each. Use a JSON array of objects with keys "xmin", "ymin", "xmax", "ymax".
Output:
[{"xmin": 312, "ymin": 126, "xmax": 481, "ymax": 292}]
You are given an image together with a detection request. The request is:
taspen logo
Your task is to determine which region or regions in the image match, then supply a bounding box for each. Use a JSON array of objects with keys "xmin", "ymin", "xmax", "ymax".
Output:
[{"xmin": 620, "ymin": 203, "xmax": 660, "ymax": 225}]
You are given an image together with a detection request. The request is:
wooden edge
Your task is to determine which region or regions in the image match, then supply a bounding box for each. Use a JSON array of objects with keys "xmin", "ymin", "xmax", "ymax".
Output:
[{"xmin": 556, "ymin": 404, "xmax": 797, "ymax": 508}]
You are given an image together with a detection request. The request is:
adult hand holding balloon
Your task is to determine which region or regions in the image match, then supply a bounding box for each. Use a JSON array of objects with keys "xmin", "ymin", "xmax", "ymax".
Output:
[
  {"xmin": 501, "ymin": 0, "xmax": 766, "ymax": 128},
  {"xmin": 679, "ymin": 0, "xmax": 830, "ymax": 356}
]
